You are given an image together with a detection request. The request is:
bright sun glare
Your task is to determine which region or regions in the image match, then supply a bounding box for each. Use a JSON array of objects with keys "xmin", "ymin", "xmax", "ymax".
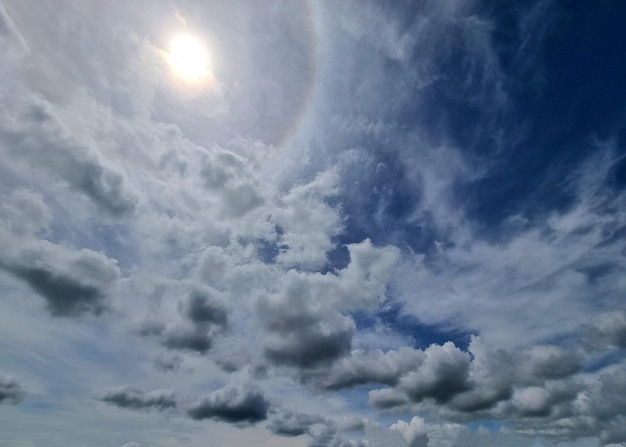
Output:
[{"xmin": 168, "ymin": 34, "xmax": 211, "ymax": 81}]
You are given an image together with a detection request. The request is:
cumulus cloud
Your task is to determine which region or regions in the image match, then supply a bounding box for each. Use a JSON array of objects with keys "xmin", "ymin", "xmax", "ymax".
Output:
[
  {"xmin": 391, "ymin": 417, "xmax": 428, "ymax": 447},
  {"xmin": 187, "ymin": 383, "xmax": 269, "ymax": 425},
  {"xmin": 267, "ymin": 408, "xmax": 326, "ymax": 437},
  {"xmin": 0, "ymin": 98, "xmax": 137, "ymax": 217},
  {"xmin": 0, "ymin": 374, "xmax": 25, "ymax": 405},
  {"xmin": 1, "ymin": 1, "xmax": 625, "ymax": 446},
  {"xmin": 302, "ymin": 347, "xmax": 424, "ymax": 390},
  {"xmin": 101, "ymin": 386, "xmax": 177, "ymax": 411},
  {"xmin": 0, "ymin": 231, "xmax": 120, "ymax": 317},
  {"xmin": 137, "ymin": 285, "xmax": 229, "ymax": 354},
  {"xmin": 258, "ymin": 276, "xmax": 355, "ymax": 368}
]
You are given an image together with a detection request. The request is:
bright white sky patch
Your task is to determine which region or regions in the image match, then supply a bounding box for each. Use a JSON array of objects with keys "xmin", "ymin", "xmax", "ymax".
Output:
[{"xmin": 167, "ymin": 34, "xmax": 211, "ymax": 82}]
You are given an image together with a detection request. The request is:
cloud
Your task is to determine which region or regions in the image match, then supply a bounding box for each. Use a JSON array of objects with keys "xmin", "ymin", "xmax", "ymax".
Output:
[
  {"xmin": 267, "ymin": 408, "xmax": 326, "ymax": 437},
  {"xmin": 258, "ymin": 275, "xmax": 355, "ymax": 368},
  {"xmin": 101, "ymin": 386, "xmax": 177, "ymax": 411},
  {"xmin": 0, "ymin": 189, "xmax": 51, "ymax": 235},
  {"xmin": 273, "ymin": 169, "xmax": 343, "ymax": 270},
  {"xmin": 179, "ymin": 287, "xmax": 228, "ymax": 328},
  {"xmin": 199, "ymin": 151, "xmax": 265, "ymax": 218},
  {"xmin": 0, "ymin": 374, "xmax": 25, "ymax": 405},
  {"xmin": 586, "ymin": 310, "xmax": 626, "ymax": 350},
  {"xmin": 391, "ymin": 417, "xmax": 428, "ymax": 447},
  {"xmin": 153, "ymin": 354, "xmax": 183, "ymax": 373},
  {"xmin": 136, "ymin": 285, "xmax": 229, "ymax": 354},
  {"xmin": 302, "ymin": 347, "xmax": 424, "ymax": 390},
  {"xmin": 0, "ymin": 231, "xmax": 120, "ymax": 317},
  {"xmin": 0, "ymin": 97, "xmax": 137, "ymax": 217},
  {"xmin": 187, "ymin": 383, "xmax": 269, "ymax": 425}
]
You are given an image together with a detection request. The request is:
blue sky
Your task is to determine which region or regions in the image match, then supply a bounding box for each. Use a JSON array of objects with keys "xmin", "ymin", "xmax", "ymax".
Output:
[{"xmin": 1, "ymin": 1, "xmax": 625, "ymax": 447}]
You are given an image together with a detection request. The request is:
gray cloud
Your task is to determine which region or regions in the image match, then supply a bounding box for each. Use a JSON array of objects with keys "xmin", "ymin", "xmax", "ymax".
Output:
[
  {"xmin": 101, "ymin": 386, "xmax": 177, "ymax": 411},
  {"xmin": 0, "ymin": 189, "xmax": 51, "ymax": 235},
  {"xmin": 199, "ymin": 152, "xmax": 264, "ymax": 218},
  {"xmin": 0, "ymin": 374, "xmax": 25, "ymax": 405},
  {"xmin": 364, "ymin": 337, "xmax": 585, "ymax": 421},
  {"xmin": 396, "ymin": 342, "xmax": 471, "ymax": 405},
  {"xmin": 0, "ymin": 98, "xmax": 137, "ymax": 217},
  {"xmin": 136, "ymin": 286, "xmax": 229, "ymax": 354},
  {"xmin": 586, "ymin": 310, "xmax": 626, "ymax": 350},
  {"xmin": 258, "ymin": 273, "xmax": 355, "ymax": 369},
  {"xmin": 0, "ymin": 233, "xmax": 120, "ymax": 317},
  {"xmin": 153, "ymin": 354, "xmax": 183, "ymax": 373},
  {"xmin": 267, "ymin": 408, "xmax": 326, "ymax": 437},
  {"xmin": 303, "ymin": 347, "xmax": 425, "ymax": 390},
  {"xmin": 187, "ymin": 383, "xmax": 269, "ymax": 425},
  {"xmin": 161, "ymin": 325, "xmax": 214, "ymax": 354},
  {"xmin": 180, "ymin": 287, "xmax": 228, "ymax": 328}
]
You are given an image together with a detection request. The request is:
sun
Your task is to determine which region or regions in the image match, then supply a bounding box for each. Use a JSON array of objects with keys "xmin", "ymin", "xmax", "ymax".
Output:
[{"xmin": 167, "ymin": 34, "xmax": 211, "ymax": 82}]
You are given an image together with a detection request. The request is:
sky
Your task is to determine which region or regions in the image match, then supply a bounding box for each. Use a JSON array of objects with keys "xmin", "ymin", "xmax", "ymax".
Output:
[{"xmin": 0, "ymin": 1, "xmax": 625, "ymax": 446}]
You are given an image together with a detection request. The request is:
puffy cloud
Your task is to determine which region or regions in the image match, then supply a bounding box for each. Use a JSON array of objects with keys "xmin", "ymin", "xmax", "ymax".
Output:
[
  {"xmin": 0, "ymin": 374, "xmax": 25, "ymax": 405},
  {"xmin": 273, "ymin": 169, "xmax": 343, "ymax": 270},
  {"xmin": 267, "ymin": 408, "xmax": 326, "ymax": 437},
  {"xmin": 187, "ymin": 383, "xmax": 269, "ymax": 425},
  {"xmin": 137, "ymin": 286, "xmax": 229, "ymax": 354},
  {"xmin": 364, "ymin": 337, "xmax": 586, "ymax": 424},
  {"xmin": 160, "ymin": 325, "xmax": 214, "ymax": 354},
  {"xmin": 199, "ymin": 151, "xmax": 265, "ymax": 218},
  {"xmin": 516, "ymin": 345, "xmax": 581, "ymax": 383},
  {"xmin": 0, "ymin": 232, "xmax": 120, "ymax": 317},
  {"xmin": 391, "ymin": 417, "xmax": 428, "ymax": 447},
  {"xmin": 0, "ymin": 98, "xmax": 137, "ymax": 217},
  {"xmin": 257, "ymin": 269, "xmax": 355, "ymax": 369},
  {"xmin": 303, "ymin": 347, "xmax": 424, "ymax": 390},
  {"xmin": 101, "ymin": 386, "xmax": 177, "ymax": 411},
  {"xmin": 397, "ymin": 342, "xmax": 471, "ymax": 404},
  {"xmin": 0, "ymin": 188, "xmax": 118, "ymax": 319},
  {"xmin": 179, "ymin": 287, "xmax": 228, "ymax": 328}
]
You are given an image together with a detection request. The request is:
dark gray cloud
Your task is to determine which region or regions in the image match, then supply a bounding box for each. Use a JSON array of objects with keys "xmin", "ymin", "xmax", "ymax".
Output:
[
  {"xmin": 4, "ymin": 264, "xmax": 107, "ymax": 317},
  {"xmin": 161, "ymin": 325, "xmax": 214, "ymax": 354},
  {"xmin": 0, "ymin": 238, "xmax": 120, "ymax": 317},
  {"xmin": 187, "ymin": 383, "xmax": 269, "ymax": 425},
  {"xmin": 516, "ymin": 345, "xmax": 581, "ymax": 382},
  {"xmin": 180, "ymin": 288, "xmax": 228, "ymax": 328},
  {"xmin": 365, "ymin": 338, "xmax": 586, "ymax": 422},
  {"xmin": 303, "ymin": 347, "xmax": 425, "ymax": 390},
  {"xmin": 396, "ymin": 342, "xmax": 471, "ymax": 405},
  {"xmin": 257, "ymin": 278, "xmax": 355, "ymax": 368},
  {"xmin": 137, "ymin": 287, "xmax": 229, "ymax": 354},
  {"xmin": 0, "ymin": 374, "xmax": 25, "ymax": 405},
  {"xmin": 101, "ymin": 386, "xmax": 177, "ymax": 411}
]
